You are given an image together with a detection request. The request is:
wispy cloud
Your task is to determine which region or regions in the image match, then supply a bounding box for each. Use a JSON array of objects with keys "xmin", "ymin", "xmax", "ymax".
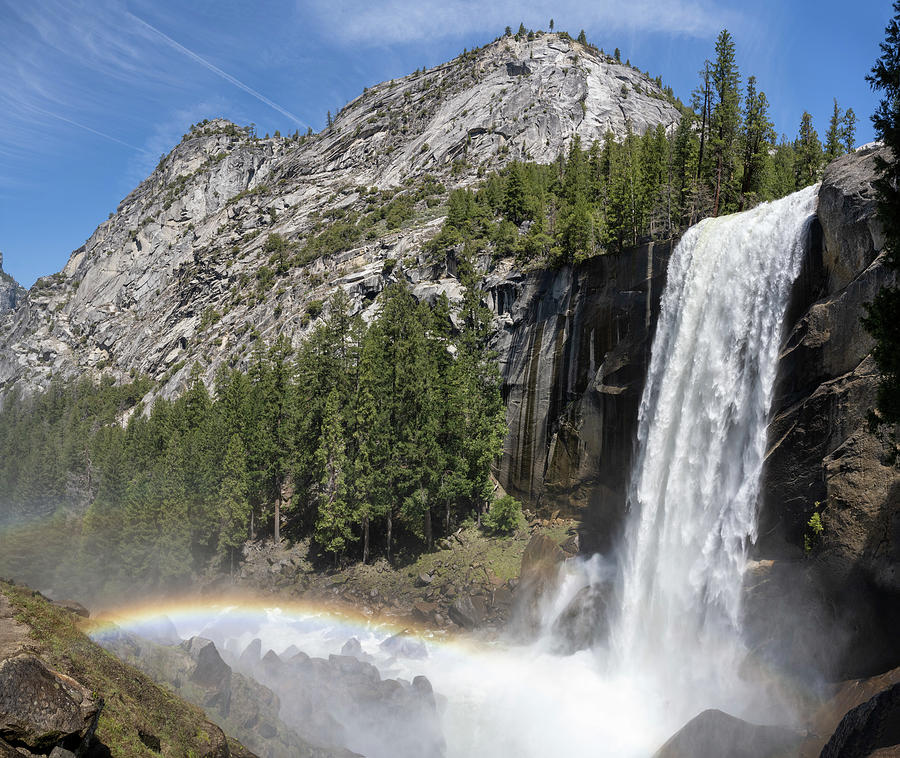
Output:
[
  {"xmin": 303, "ymin": 0, "xmax": 747, "ymax": 45},
  {"xmin": 127, "ymin": 13, "xmax": 310, "ymax": 129}
]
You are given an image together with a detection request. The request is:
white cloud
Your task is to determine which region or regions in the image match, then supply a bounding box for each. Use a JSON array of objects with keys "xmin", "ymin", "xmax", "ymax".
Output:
[{"xmin": 304, "ymin": 0, "xmax": 745, "ymax": 45}]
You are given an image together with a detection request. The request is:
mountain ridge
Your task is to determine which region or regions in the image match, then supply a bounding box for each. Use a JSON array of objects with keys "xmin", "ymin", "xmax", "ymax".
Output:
[{"xmin": 0, "ymin": 31, "xmax": 680, "ymax": 404}]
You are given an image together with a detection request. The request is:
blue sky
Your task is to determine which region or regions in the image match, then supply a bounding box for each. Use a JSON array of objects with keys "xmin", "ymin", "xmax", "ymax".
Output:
[{"xmin": 0, "ymin": 0, "xmax": 891, "ymax": 287}]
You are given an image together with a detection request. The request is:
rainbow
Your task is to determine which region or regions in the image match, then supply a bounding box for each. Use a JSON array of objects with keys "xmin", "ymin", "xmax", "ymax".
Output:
[{"xmin": 81, "ymin": 592, "xmax": 488, "ymax": 662}]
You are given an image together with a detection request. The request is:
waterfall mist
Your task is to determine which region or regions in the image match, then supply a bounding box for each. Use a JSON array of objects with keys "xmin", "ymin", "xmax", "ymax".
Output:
[{"xmin": 97, "ymin": 187, "xmax": 823, "ymax": 758}]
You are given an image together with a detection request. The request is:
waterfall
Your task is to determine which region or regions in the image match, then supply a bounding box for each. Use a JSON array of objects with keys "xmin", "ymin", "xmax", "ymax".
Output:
[{"xmin": 615, "ymin": 186, "xmax": 818, "ymax": 685}]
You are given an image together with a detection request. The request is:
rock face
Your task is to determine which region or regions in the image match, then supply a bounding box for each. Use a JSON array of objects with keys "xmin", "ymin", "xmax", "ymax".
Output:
[
  {"xmin": 99, "ymin": 630, "xmax": 329, "ymax": 758},
  {"xmin": 749, "ymin": 147, "xmax": 900, "ymax": 679},
  {"xmin": 0, "ymin": 253, "xmax": 24, "ymax": 315},
  {"xmin": 0, "ymin": 32, "xmax": 679, "ymax": 410},
  {"xmin": 490, "ymin": 240, "xmax": 672, "ymax": 542}
]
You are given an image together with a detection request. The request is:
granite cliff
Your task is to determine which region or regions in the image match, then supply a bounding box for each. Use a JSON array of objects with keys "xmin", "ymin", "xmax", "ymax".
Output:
[
  {"xmin": 0, "ymin": 254, "xmax": 24, "ymax": 316},
  {"xmin": 0, "ymin": 32, "xmax": 679, "ymax": 402}
]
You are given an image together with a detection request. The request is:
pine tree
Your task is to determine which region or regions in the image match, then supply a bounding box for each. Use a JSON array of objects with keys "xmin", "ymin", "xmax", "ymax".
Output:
[
  {"xmin": 771, "ymin": 136, "xmax": 796, "ymax": 198},
  {"xmin": 740, "ymin": 76, "xmax": 775, "ymax": 207},
  {"xmin": 825, "ymin": 99, "xmax": 846, "ymax": 163},
  {"xmin": 709, "ymin": 29, "xmax": 742, "ymax": 214},
  {"xmin": 614, "ymin": 48, "xmax": 621, "ymax": 62},
  {"xmin": 217, "ymin": 433, "xmax": 250, "ymax": 574},
  {"xmin": 549, "ymin": 18, "xmax": 554, "ymax": 32},
  {"xmin": 577, "ymin": 30, "xmax": 588, "ymax": 46},
  {"xmin": 842, "ymin": 107, "xmax": 857, "ymax": 152},
  {"xmin": 313, "ymin": 389, "xmax": 354, "ymax": 560},
  {"xmin": 503, "ymin": 162, "xmax": 529, "ymax": 224},
  {"xmin": 794, "ymin": 111, "xmax": 823, "ymax": 189}
]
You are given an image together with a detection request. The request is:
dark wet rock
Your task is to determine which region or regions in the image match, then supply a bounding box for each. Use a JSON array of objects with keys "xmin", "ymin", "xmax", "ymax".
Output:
[
  {"xmin": 820, "ymin": 682, "xmax": 900, "ymax": 758},
  {"xmin": 0, "ymin": 654, "xmax": 98, "ymax": 751},
  {"xmin": 653, "ymin": 709, "xmax": 804, "ymax": 758},
  {"xmin": 757, "ymin": 146, "xmax": 900, "ymax": 679},
  {"xmin": 548, "ymin": 581, "xmax": 614, "ymax": 653},
  {"xmin": 137, "ymin": 729, "xmax": 161, "ymax": 752},
  {"xmin": 448, "ymin": 595, "xmax": 487, "ymax": 630},
  {"xmin": 182, "ymin": 637, "xmax": 232, "ymax": 704},
  {"xmin": 513, "ymin": 533, "xmax": 568, "ymax": 634},
  {"xmin": 340, "ymin": 638, "xmax": 363, "ymax": 657},
  {"xmin": 491, "ymin": 240, "xmax": 674, "ymax": 547}
]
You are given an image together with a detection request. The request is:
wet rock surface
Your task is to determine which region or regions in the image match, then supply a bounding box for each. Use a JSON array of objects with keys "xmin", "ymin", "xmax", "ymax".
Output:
[
  {"xmin": 820, "ymin": 682, "xmax": 900, "ymax": 758},
  {"xmin": 757, "ymin": 146, "xmax": 900, "ymax": 679}
]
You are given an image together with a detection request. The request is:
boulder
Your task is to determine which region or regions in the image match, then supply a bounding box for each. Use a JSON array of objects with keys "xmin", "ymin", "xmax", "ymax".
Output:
[
  {"xmin": 0, "ymin": 655, "xmax": 99, "ymax": 751},
  {"xmin": 513, "ymin": 533, "xmax": 568, "ymax": 633},
  {"xmin": 448, "ymin": 595, "xmax": 486, "ymax": 630},
  {"xmin": 653, "ymin": 709, "xmax": 804, "ymax": 758},
  {"xmin": 412, "ymin": 600, "xmax": 437, "ymax": 624},
  {"xmin": 182, "ymin": 638, "xmax": 231, "ymax": 692},
  {"xmin": 340, "ymin": 638, "xmax": 363, "ymax": 658},
  {"xmin": 415, "ymin": 572, "xmax": 433, "ymax": 587},
  {"xmin": 820, "ymin": 682, "xmax": 900, "ymax": 758}
]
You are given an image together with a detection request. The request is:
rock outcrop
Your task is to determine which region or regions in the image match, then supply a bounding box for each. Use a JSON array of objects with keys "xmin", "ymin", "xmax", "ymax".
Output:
[
  {"xmin": 99, "ymin": 629, "xmax": 349, "ymax": 758},
  {"xmin": 0, "ymin": 253, "xmax": 23, "ymax": 315},
  {"xmin": 748, "ymin": 147, "xmax": 900, "ymax": 680},
  {"xmin": 0, "ymin": 655, "xmax": 99, "ymax": 752}
]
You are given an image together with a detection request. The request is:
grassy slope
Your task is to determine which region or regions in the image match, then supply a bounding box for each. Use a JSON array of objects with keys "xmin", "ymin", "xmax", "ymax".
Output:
[{"xmin": 1, "ymin": 581, "xmax": 253, "ymax": 758}]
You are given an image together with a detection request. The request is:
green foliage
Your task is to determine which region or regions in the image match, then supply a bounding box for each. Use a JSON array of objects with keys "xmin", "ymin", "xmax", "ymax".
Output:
[
  {"xmin": 481, "ymin": 495, "xmax": 523, "ymax": 535},
  {"xmin": 0, "ymin": 278, "xmax": 506, "ymax": 594},
  {"xmin": 804, "ymin": 509, "xmax": 824, "ymax": 553},
  {"xmin": 825, "ymin": 99, "xmax": 847, "ymax": 164},
  {"xmin": 794, "ymin": 111, "xmax": 823, "ymax": 188}
]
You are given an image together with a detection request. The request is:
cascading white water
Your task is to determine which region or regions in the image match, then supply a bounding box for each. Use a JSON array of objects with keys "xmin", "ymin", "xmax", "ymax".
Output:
[{"xmin": 615, "ymin": 185, "xmax": 819, "ymax": 683}]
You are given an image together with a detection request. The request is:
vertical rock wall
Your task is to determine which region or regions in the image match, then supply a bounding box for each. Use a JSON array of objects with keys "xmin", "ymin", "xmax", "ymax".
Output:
[{"xmin": 489, "ymin": 240, "xmax": 673, "ymax": 551}]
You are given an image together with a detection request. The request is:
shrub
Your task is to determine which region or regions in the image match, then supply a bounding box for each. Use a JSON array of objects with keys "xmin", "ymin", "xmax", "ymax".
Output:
[{"xmin": 482, "ymin": 495, "xmax": 522, "ymax": 536}]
